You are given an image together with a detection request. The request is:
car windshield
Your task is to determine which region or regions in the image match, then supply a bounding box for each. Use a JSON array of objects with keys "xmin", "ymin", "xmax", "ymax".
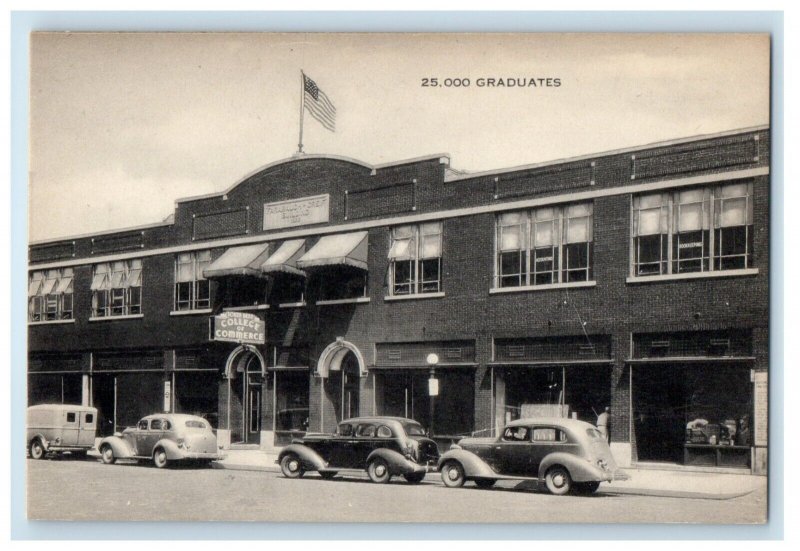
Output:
[
  {"xmin": 185, "ymin": 420, "xmax": 208, "ymax": 430},
  {"xmin": 403, "ymin": 422, "xmax": 426, "ymax": 436}
]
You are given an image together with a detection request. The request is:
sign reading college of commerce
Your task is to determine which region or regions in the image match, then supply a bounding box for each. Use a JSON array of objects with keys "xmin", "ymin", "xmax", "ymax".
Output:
[
  {"xmin": 210, "ymin": 312, "xmax": 266, "ymax": 345},
  {"xmin": 263, "ymin": 194, "xmax": 329, "ymax": 231}
]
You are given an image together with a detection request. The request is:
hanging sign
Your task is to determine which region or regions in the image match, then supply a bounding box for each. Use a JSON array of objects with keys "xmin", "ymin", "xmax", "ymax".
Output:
[
  {"xmin": 163, "ymin": 381, "xmax": 172, "ymax": 413},
  {"xmin": 428, "ymin": 377, "xmax": 439, "ymax": 397},
  {"xmin": 210, "ymin": 311, "xmax": 266, "ymax": 345}
]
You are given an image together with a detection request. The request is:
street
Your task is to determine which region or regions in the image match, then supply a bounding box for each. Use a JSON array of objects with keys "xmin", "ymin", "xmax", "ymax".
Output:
[{"xmin": 26, "ymin": 458, "xmax": 767, "ymax": 523}]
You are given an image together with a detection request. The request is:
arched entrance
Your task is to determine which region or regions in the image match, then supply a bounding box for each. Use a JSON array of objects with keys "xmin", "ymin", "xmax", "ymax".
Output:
[
  {"xmin": 317, "ymin": 339, "xmax": 367, "ymax": 424},
  {"xmin": 224, "ymin": 345, "xmax": 267, "ymax": 446}
]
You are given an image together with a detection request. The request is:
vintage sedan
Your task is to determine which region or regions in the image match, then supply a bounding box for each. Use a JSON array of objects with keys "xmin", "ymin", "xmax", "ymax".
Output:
[
  {"xmin": 98, "ymin": 413, "xmax": 222, "ymax": 468},
  {"xmin": 277, "ymin": 416, "xmax": 439, "ymax": 484},
  {"xmin": 438, "ymin": 417, "xmax": 617, "ymax": 495}
]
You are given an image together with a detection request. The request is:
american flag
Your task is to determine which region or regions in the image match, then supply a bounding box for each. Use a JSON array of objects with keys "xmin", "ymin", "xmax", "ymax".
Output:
[{"xmin": 303, "ymin": 73, "xmax": 336, "ymax": 132}]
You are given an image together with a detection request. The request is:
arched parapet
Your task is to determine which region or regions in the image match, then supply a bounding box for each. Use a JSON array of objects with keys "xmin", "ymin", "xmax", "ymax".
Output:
[{"xmin": 316, "ymin": 338, "xmax": 367, "ymax": 379}]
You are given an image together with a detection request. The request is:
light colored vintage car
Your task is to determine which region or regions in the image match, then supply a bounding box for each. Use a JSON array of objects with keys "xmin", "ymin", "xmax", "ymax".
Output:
[
  {"xmin": 438, "ymin": 417, "xmax": 618, "ymax": 495},
  {"xmin": 278, "ymin": 416, "xmax": 440, "ymax": 483},
  {"xmin": 98, "ymin": 413, "xmax": 222, "ymax": 468},
  {"xmin": 27, "ymin": 404, "xmax": 98, "ymax": 460}
]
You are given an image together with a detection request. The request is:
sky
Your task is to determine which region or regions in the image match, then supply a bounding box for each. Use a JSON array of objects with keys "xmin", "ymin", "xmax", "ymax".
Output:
[{"xmin": 29, "ymin": 32, "xmax": 770, "ymax": 242}]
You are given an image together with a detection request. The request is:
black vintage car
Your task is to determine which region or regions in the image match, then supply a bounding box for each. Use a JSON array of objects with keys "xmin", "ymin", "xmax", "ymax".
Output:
[{"xmin": 277, "ymin": 416, "xmax": 440, "ymax": 484}]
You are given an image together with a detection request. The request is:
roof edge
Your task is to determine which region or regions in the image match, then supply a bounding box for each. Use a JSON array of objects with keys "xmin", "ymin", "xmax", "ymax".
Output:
[{"xmin": 444, "ymin": 124, "xmax": 770, "ymax": 183}]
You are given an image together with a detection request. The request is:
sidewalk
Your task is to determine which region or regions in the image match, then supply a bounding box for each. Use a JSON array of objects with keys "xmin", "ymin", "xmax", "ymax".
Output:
[{"xmin": 211, "ymin": 449, "xmax": 765, "ymax": 500}]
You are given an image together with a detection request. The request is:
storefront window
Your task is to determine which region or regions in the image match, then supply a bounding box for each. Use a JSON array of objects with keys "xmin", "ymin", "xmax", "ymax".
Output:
[
  {"xmin": 632, "ymin": 182, "xmax": 754, "ymax": 277},
  {"xmin": 91, "ymin": 259, "xmax": 142, "ymax": 317},
  {"xmin": 28, "ymin": 268, "xmax": 73, "ymax": 321},
  {"xmin": 388, "ymin": 222, "xmax": 443, "ymax": 295},
  {"xmin": 495, "ymin": 203, "xmax": 593, "ymax": 288},
  {"xmin": 175, "ymin": 251, "xmax": 211, "ymax": 311}
]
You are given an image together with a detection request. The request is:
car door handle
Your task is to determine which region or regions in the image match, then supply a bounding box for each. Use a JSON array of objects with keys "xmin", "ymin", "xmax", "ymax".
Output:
[{"xmin": 495, "ymin": 446, "xmax": 502, "ymax": 450}]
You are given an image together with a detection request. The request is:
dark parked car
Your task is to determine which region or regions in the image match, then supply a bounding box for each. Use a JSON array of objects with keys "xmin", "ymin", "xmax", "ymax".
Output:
[
  {"xmin": 277, "ymin": 416, "xmax": 439, "ymax": 484},
  {"xmin": 437, "ymin": 417, "xmax": 618, "ymax": 495}
]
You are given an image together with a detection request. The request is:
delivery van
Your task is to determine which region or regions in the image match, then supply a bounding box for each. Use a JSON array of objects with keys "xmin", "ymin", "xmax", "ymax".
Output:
[{"xmin": 27, "ymin": 404, "xmax": 98, "ymax": 459}]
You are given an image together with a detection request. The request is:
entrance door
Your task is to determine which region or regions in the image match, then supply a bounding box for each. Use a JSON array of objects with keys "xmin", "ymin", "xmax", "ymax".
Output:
[
  {"xmin": 340, "ymin": 353, "xmax": 360, "ymax": 420},
  {"xmin": 632, "ymin": 367, "xmax": 686, "ymax": 463},
  {"xmin": 246, "ymin": 373, "xmax": 262, "ymax": 443}
]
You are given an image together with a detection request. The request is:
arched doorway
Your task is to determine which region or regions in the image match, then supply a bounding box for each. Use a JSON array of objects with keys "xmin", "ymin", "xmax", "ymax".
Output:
[
  {"xmin": 317, "ymin": 339, "xmax": 367, "ymax": 424},
  {"xmin": 224, "ymin": 345, "xmax": 266, "ymax": 445}
]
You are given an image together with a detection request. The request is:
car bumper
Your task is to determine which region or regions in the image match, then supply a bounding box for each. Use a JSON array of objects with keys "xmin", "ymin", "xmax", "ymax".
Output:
[{"xmin": 179, "ymin": 451, "xmax": 223, "ymax": 460}]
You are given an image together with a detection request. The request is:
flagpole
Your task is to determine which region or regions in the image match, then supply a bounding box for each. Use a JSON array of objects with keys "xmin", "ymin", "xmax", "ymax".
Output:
[{"xmin": 298, "ymin": 71, "xmax": 305, "ymax": 154}]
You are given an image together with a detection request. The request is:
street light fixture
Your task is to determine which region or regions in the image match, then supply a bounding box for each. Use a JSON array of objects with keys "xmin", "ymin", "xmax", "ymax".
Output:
[{"xmin": 426, "ymin": 353, "xmax": 439, "ymax": 437}]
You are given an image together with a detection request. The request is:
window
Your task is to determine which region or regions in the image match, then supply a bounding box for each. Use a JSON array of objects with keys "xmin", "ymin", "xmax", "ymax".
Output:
[
  {"xmin": 502, "ymin": 426, "xmax": 529, "ymax": 442},
  {"xmin": 532, "ymin": 428, "xmax": 566, "ymax": 442},
  {"xmin": 138, "ymin": 420, "xmax": 149, "ymax": 430},
  {"xmin": 150, "ymin": 419, "xmax": 163, "ymax": 430},
  {"xmin": 632, "ymin": 183, "xmax": 754, "ymax": 277},
  {"xmin": 85, "ymin": 413, "xmax": 94, "ymax": 424},
  {"xmin": 66, "ymin": 412, "xmax": 76, "ymax": 423},
  {"xmin": 356, "ymin": 424, "xmax": 377, "ymax": 437},
  {"xmin": 28, "ymin": 268, "xmax": 74, "ymax": 322},
  {"xmin": 91, "ymin": 259, "xmax": 142, "ymax": 317},
  {"xmin": 376, "ymin": 425, "xmax": 393, "ymax": 438},
  {"xmin": 175, "ymin": 251, "xmax": 212, "ymax": 311},
  {"xmin": 337, "ymin": 423, "xmax": 353, "ymax": 436},
  {"xmin": 496, "ymin": 203, "xmax": 593, "ymax": 288},
  {"xmin": 388, "ymin": 222, "xmax": 443, "ymax": 295}
]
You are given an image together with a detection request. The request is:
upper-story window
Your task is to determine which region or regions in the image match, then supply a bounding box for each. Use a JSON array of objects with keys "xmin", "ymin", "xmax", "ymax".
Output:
[
  {"xmin": 28, "ymin": 268, "xmax": 73, "ymax": 322},
  {"xmin": 91, "ymin": 259, "xmax": 142, "ymax": 317},
  {"xmin": 388, "ymin": 222, "xmax": 443, "ymax": 295},
  {"xmin": 496, "ymin": 203, "xmax": 593, "ymax": 288},
  {"xmin": 175, "ymin": 251, "xmax": 211, "ymax": 311},
  {"xmin": 632, "ymin": 182, "xmax": 754, "ymax": 277}
]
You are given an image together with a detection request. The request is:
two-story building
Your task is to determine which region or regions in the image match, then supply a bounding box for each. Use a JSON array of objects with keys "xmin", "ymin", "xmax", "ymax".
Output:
[{"xmin": 27, "ymin": 125, "xmax": 770, "ymax": 473}]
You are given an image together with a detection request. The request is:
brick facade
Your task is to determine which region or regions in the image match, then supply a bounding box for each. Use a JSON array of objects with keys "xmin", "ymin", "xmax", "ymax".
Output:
[{"xmin": 28, "ymin": 127, "xmax": 770, "ymax": 472}]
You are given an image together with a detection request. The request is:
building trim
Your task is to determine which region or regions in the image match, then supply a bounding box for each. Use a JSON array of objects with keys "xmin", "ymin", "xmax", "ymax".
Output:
[
  {"xmin": 28, "ymin": 319, "xmax": 76, "ymax": 326},
  {"xmin": 278, "ymin": 301, "xmax": 307, "ymax": 309},
  {"xmin": 169, "ymin": 309, "xmax": 213, "ymax": 317},
  {"xmin": 28, "ymin": 370, "xmax": 84, "ymax": 375},
  {"xmin": 626, "ymin": 268, "xmax": 759, "ymax": 284},
  {"xmin": 370, "ymin": 362, "xmax": 478, "ymax": 369},
  {"xmin": 384, "ymin": 292, "xmax": 446, "ymax": 302},
  {"xmin": 222, "ymin": 304, "xmax": 270, "ymax": 312},
  {"xmin": 29, "ymin": 219, "xmax": 174, "ymax": 247},
  {"xmin": 88, "ymin": 314, "xmax": 144, "ymax": 322},
  {"xmin": 489, "ymin": 281, "xmax": 596, "ymax": 295},
  {"xmin": 488, "ymin": 359, "xmax": 613, "ymax": 366},
  {"xmin": 316, "ymin": 297, "xmax": 371, "ymax": 306},
  {"xmin": 444, "ymin": 125, "xmax": 769, "ymax": 183},
  {"xmin": 29, "ymin": 166, "xmax": 769, "ymax": 270},
  {"xmin": 626, "ymin": 356, "xmax": 756, "ymax": 364}
]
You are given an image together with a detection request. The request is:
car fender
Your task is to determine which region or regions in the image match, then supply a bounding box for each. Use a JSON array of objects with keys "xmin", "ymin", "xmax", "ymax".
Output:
[
  {"xmin": 538, "ymin": 452, "xmax": 607, "ymax": 483},
  {"xmin": 98, "ymin": 436, "xmax": 135, "ymax": 459},
  {"xmin": 365, "ymin": 448, "xmax": 420, "ymax": 475},
  {"xmin": 277, "ymin": 444, "xmax": 326, "ymax": 471},
  {"xmin": 28, "ymin": 433, "xmax": 50, "ymax": 451},
  {"xmin": 154, "ymin": 438, "xmax": 185, "ymax": 461},
  {"xmin": 437, "ymin": 448, "xmax": 497, "ymax": 479}
]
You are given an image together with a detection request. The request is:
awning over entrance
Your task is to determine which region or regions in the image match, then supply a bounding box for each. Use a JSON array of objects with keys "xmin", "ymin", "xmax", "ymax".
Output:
[
  {"xmin": 203, "ymin": 243, "xmax": 272, "ymax": 279},
  {"xmin": 297, "ymin": 231, "xmax": 368, "ymax": 271},
  {"xmin": 260, "ymin": 239, "xmax": 306, "ymax": 277}
]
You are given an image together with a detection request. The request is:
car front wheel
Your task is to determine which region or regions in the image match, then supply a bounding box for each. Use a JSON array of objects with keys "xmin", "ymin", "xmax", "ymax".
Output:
[
  {"xmin": 367, "ymin": 458, "xmax": 391, "ymax": 484},
  {"xmin": 29, "ymin": 439, "xmax": 45, "ymax": 460},
  {"xmin": 100, "ymin": 445, "xmax": 116, "ymax": 465},
  {"xmin": 280, "ymin": 453, "xmax": 305, "ymax": 479},
  {"xmin": 153, "ymin": 448, "xmax": 168, "ymax": 469},
  {"xmin": 441, "ymin": 461, "xmax": 466, "ymax": 488},
  {"xmin": 545, "ymin": 466, "xmax": 572, "ymax": 495}
]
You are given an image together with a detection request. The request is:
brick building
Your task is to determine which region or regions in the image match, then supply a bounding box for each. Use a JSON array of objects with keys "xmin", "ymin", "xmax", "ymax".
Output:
[{"xmin": 27, "ymin": 125, "xmax": 770, "ymax": 473}]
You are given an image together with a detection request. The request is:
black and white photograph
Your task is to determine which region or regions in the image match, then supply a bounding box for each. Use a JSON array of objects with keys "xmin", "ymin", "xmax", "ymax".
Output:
[{"xmin": 23, "ymin": 31, "xmax": 771, "ymax": 525}]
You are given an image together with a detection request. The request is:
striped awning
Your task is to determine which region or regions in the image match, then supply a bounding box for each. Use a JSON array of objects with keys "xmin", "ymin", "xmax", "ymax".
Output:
[
  {"xmin": 296, "ymin": 231, "xmax": 368, "ymax": 270},
  {"xmin": 261, "ymin": 239, "xmax": 306, "ymax": 277},
  {"xmin": 203, "ymin": 243, "xmax": 272, "ymax": 279}
]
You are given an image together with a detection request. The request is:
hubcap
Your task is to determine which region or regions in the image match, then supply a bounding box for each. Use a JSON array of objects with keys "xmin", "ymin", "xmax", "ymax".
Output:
[
  {"xmin": 553, "ymin": 474, "xmax": 565, "ymax": 487},
  {"xmin": 288, "ymin": 460, "xmax": 299, "ymax": 472},
  {"xmin": 375, "ymin": 464, "xmax": 386, "ymax": 477},
  {"xmin": 103, "ymin": 449, "xmax": 112, "ymax": 460},
  {"xmin": 448, "ymin": 468, "xmax": 460, "ymax": 481}
]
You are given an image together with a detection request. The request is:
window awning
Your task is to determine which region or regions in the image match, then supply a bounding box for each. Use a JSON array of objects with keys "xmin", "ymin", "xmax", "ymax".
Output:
[
  {"xmin": 296, "ymin": 231, "xmax": 369, "ymax": 270},
  {"xmin": 203, "ymin": 243, "xmax": 272, "ymax": 279},
  {"xmin": 261, "ymin": 239, "xmax": 306, "ymax": 277}
]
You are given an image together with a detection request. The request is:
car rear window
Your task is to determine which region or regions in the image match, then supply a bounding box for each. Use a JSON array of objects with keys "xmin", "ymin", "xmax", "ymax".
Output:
[
  {"xmin": 403, "ymin": 423, "xmax": 426, "ymax": 436},
  {"xmin": 585, "ymin": 428, "xmax": 603, "ymax": 440},
  {"xmin": 532, "ymin": 428, "xmax": 567, "ymax": 442},
  {"xmin": 185, "ymin": 420, "xmax": 208, "ymax": 429}
]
